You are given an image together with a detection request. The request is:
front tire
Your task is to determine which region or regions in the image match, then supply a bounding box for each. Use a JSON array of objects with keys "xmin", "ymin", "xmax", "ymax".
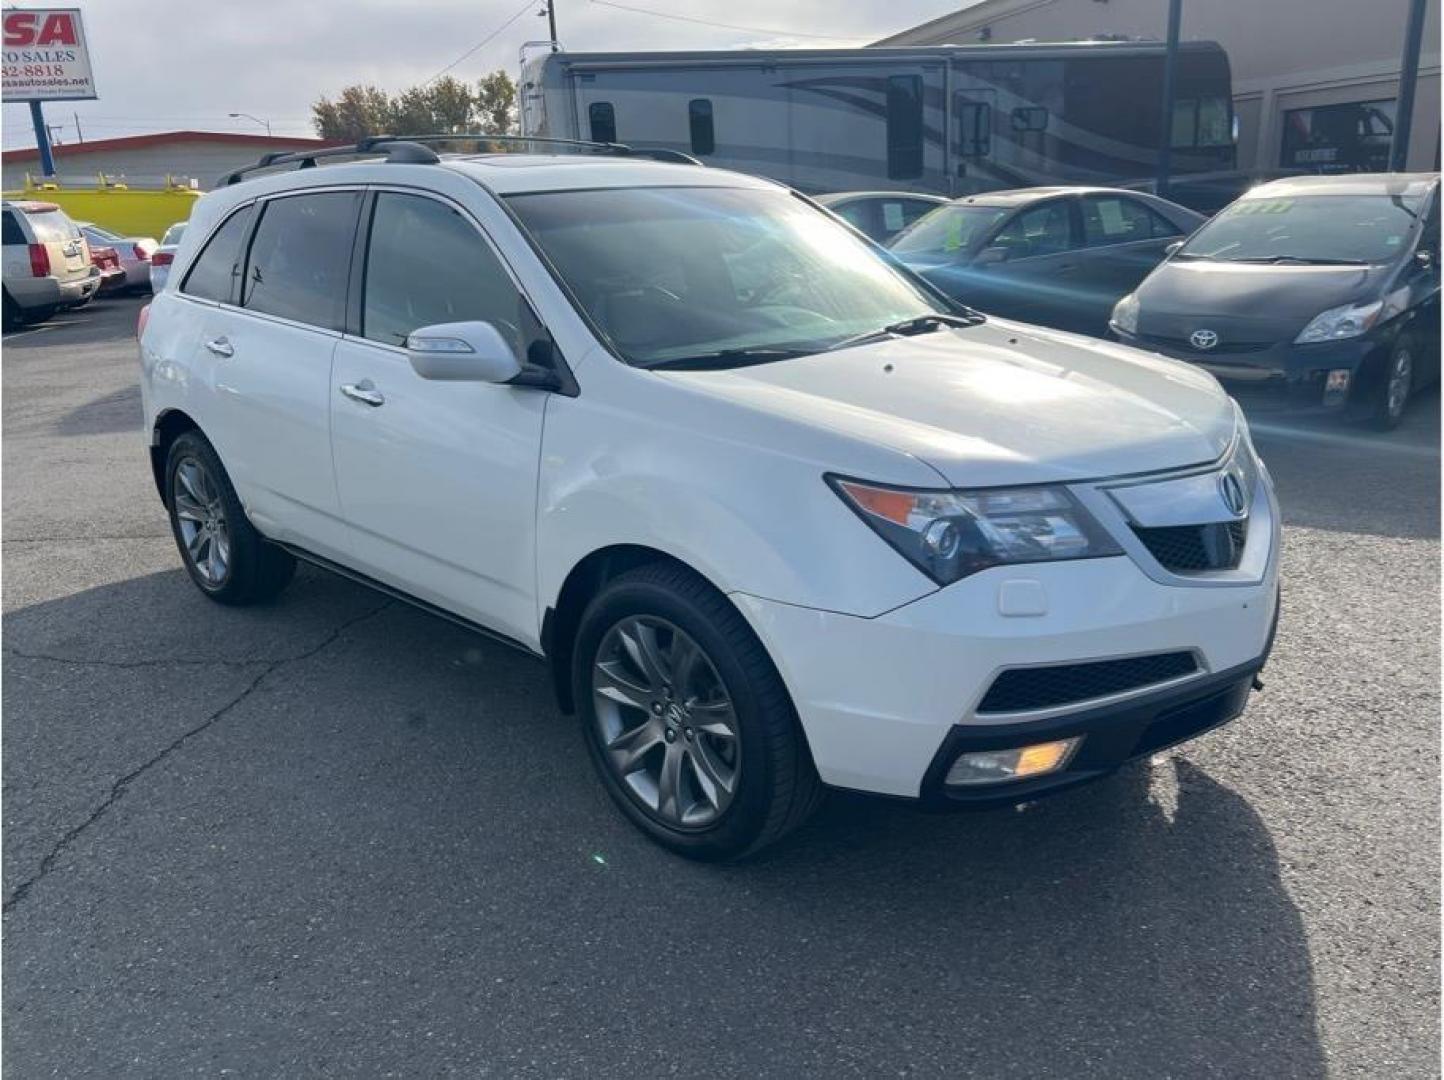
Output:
[
  {"xmin": 573, "ymin": 563, "xmax": 822, "ymax": 860},
  {"xmin": 164, "ymin": 431, "xmax": 296, "ymax": 605},
  {"xmin": 1368, "ymin": 337, "xmax": 1415, "ymax": 430}
]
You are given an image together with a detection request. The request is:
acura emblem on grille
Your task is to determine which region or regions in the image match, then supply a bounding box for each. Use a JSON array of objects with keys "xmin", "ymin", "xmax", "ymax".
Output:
[
  {"xmin": 1219, "ymin": 471, "xmax": 1247, "ymax": 517},
  {"xmin": 1190, "ymin": 328, "xmax": 1220, "ymax": 350}
]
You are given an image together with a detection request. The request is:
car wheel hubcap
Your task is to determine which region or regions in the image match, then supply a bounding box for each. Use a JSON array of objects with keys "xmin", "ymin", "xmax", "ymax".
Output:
[
  {"xmin": 1387, "ymin": 349, "xmax": 1412, "ymax": 417},
  {"xmin": 591, "ymin": 615, "xmax": 740, "ymax": 827},
  {"xmin": 172, "ymin": 457, "xmax": 230, "ymax": 585}
]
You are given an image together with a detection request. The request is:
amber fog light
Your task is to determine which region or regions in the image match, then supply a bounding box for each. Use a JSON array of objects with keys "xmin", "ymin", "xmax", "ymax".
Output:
[{"xmin": 945, "ymin": 737, "xmax": 1082, "ymax": 787}]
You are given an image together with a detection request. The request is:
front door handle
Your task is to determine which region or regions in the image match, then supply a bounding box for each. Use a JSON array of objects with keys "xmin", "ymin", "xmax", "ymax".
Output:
[
  {"xmin": 340, "ymin": 380, "xmax": 385, "ymax": 407},
  {"xmin": 204, "ymin": 336, "xmax": 234, "ymax": 358}
]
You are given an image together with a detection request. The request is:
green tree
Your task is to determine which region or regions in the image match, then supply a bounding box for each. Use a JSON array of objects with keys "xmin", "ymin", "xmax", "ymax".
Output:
[
  {"xmin": 311, "ymin": 84, "xmax": 393, "ymax": 141},
  {"xmin": 476, "ymin": 71, "xmax": 518, "ymax": 134},
  {"xmin": 312, "ymin": 69, "xmax": 517, "ymax": 141}
]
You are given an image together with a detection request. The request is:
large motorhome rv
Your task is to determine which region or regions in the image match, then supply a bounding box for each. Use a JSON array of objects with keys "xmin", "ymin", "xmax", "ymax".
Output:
[{"xmin": 519, "ymin": 41, "xmax": 1236, "ymax": 198}]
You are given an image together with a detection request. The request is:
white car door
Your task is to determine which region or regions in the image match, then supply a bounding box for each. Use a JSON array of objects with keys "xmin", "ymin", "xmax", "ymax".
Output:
[
  {"xmin": 192, "ymin": 189, "xmax": 362, "ymax": 560},
  {"xmin": 328, "ymin": 188, "xmax": 548, "ymax": 646}
]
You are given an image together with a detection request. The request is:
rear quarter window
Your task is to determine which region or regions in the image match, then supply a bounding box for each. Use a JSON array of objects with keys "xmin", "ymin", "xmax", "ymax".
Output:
[
  {"xmin": 2, "ymin": 212, "xmax": 24, "ymax": 245},
  {"xmin": 181, "ymin": 206, "xmax": 255, "ymax": 303}
]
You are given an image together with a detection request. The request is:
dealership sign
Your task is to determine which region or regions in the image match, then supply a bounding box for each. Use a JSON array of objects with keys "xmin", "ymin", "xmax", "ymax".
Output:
[{"xmin": 2, "ymin": 8, "xmax": 96, "ymax": 102}]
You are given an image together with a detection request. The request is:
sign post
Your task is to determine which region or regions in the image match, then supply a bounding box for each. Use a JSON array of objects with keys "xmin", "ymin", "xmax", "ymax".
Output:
[{"xmin": 2, "ymin": 7, "xmax": 98, "ymax": 177}]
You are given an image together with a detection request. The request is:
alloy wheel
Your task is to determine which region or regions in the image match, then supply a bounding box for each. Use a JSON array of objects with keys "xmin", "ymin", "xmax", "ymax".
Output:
[
  {"xmin": 591, "ymin": 615, "xmax": 741, "ymax": 827},
  {"xmin": 172, "ymin": 456, "xmax": 231, "ymax": 586},
  {"xmin": 1387, "ymin": 347, "xmax": 1413, "ymax": 419}
]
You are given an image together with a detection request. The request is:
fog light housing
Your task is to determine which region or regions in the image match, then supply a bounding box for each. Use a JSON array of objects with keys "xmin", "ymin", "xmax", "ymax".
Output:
[
  {"xmin": 1322, "ymin": 368, "xmax": 1351, "ymax": 406},
  {"xmin": 945, "ymin": 737, "xmax": 1082, "ymax": 786}
]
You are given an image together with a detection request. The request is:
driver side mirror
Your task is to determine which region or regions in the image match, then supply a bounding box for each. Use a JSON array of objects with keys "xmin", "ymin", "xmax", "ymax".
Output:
[
  {"xmin": 976, "ymin": 245, "xmax": 1011, "ymax": 266},
  {"xmin": 1165, "ymin": 240, "xmax": 1185, "ymax": 256},
  {"xmin": 406, "ymin": 321, "xmax": 524, "ymax": 383}
]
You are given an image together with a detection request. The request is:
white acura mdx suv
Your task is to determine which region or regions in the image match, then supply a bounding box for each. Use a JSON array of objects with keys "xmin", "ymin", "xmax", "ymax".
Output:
[{"xmin": 138, "ymin": 138, "xmax": 1280, "ymax": 859}]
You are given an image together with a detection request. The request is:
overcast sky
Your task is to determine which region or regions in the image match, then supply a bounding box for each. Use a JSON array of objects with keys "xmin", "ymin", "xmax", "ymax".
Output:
[{"xmin": 2, "ymin": 0, "xmax": 965, "ymax": 149}]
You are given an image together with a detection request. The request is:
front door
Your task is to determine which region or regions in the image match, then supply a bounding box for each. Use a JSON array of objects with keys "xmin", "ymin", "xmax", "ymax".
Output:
[
  {"xmin": 951, "ymin": 88, "xmax": 996, "ymax": 196},
  {"xmin": 329, "ymin": 189, "xmax": 548, "ymax": 645}
]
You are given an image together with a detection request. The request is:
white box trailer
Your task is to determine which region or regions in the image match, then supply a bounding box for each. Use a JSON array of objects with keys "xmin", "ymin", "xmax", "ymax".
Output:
[{"xmin": 520, "ymin": 41, "xmax": 1236, "ymax": 198}]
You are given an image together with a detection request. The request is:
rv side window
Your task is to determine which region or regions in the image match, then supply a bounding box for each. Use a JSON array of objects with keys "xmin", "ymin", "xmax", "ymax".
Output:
[
  {"xmin": 689, "ymin": 99, "xmax": 715, "ymax": 156},
  {"xmin": 1011, "ymin": 107, "xmax": 1048, "ymax": 133},
  {"xmin": 589, "ymin": 102, "xmax": 616, "ymax": 143},
  {"xmin": 886, "ymin": 75, "xmax": 924, "ymax": 180}
]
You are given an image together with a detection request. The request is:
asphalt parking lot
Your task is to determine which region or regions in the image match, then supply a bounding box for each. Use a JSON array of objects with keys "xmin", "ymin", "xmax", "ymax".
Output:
[{"xmin": 3, "ymin": 293, "xmax": 1439, "ymax": 1077}]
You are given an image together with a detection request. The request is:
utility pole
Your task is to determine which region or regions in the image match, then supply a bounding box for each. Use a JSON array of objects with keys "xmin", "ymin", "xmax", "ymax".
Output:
[
  {"xmin": 1155, "ymin": 0, "xmax": 1183, "ymax": 198},
  {"xmin": 1389, "ymin": 0, "xmax": 1428, "ymax": 171},
  {"xmin": 28, "ymin": 101, "xmax": 56, "ymax": 177},
  {"xmin": 543, "ymin": 1, "xmax": 558, "ymax": 50}
]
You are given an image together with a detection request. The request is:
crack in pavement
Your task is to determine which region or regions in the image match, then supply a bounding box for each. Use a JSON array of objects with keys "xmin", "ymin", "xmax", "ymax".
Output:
[{"xmin": 2, "ymin": 600, "xmax": 393, "ymax": 915}]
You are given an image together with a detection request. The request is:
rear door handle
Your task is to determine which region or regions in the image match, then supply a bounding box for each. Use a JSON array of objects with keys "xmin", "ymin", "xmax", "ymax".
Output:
[
  {"xmin": 204, "ymin": 337, "xmax": 234, "ymax": 358},
  {"xmin": 340, "ymin": 380, "xmax": 385, "ymax": 407}
]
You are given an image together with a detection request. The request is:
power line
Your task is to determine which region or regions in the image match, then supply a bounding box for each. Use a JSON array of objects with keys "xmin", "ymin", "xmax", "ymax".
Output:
[
  {"xmin": 425, "ymin": 0, "xmax": 538, "ymax": 84},
  {"xmin": 586, "ymin": 0, "xmax": 865, "ymax": 40}
]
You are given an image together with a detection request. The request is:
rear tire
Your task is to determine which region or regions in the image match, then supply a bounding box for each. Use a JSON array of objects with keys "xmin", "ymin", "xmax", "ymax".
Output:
[
  {"xmin": 1367, "ymin": 336, "xmax": 1414, "ymax": 430},
  {"xmin": 573, "ymin": 562, "xmax": 822, "ymax": 860},
  {"xmin": 164, "ymin": 431, "xmax": 296, "ymax": 605},
  {"xmin": 2, "ymin": 292, "xmax": 20, "ymax": 328}
]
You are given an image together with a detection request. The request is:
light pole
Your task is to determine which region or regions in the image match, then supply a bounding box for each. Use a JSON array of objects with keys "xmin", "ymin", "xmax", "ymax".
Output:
[{"xmin": 228, "ymin": 112, "xmax": 272, "ymax": 137}]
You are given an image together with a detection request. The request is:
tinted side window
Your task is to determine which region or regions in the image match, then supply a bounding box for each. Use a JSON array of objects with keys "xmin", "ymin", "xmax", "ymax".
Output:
[
  {"xmin": 589, "ymin": 102, "xmax": 616, "ymax": 143},
  {"xmin": 993, "ymin": 201, "xmax": 1074, "ymax": 257},
  {"xmin": 181, "ymin": 205, "xmax": 254, "ymax": 302},
  {"xmin": 1080, "ymin": 195, "xmax": 1180, "ymax": 247},
  {"xmin": 832, "ymin": 200, "xmax": 878, "ymax": 238},
  {"xmin": 2, "ymin": 211, "xmax": 23, "ymax": 245},
  {"xmin": 688, "ymin": 98, "xmax": 715, "ymax": 156},
  {"xmin": 241, "ymin": 192, "xmax": 359, "ymax": 330},
  {"xmin": 886, "ymin": 75, "xmax": 924, "ymax": 180},
  {"xmin": 362, "ymin": 192, "xmax": 525, "ymax": 349}
]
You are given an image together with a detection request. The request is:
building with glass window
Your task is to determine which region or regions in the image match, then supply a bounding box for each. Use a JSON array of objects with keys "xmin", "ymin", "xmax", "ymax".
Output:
[{"xmin": 876, "ymin": 0, "xmax": 1441, "ymax": 173}]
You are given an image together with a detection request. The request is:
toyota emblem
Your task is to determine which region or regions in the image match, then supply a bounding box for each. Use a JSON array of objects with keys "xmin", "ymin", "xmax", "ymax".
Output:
[
  {"xmin": 1190, "ymin": 328, "xmax": 1220, "ymax": 350},
  {"xmin": 1219, "ymin": 471, "xmax": 1247, "ymax": 517}
]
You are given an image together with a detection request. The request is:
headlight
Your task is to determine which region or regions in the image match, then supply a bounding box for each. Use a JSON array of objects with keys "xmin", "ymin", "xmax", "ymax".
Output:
[
  {"xmin": 831, "ymin": 478, "xmax": 1122, "ymax": 585},
  {"xmin": 1110, "ymin": 293, "xmax": 1140, "ymax": 335},
  {"xmin": 1294, "ymin": 299, "xmax": 1383, "ymax": 344}
]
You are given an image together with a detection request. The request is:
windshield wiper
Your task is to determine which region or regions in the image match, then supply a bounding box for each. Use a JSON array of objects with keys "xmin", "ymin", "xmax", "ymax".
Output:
[
  {"xmin": 824, "ymin": 312, "xmax": 985, "ymax": 353},
  {"xmin": 644, "ymin": 346, "xmax": 817, "ymax": 371},
  {"xmin": 1231, "ymin": 255, "xmax": 1368, "ymax": 266}
]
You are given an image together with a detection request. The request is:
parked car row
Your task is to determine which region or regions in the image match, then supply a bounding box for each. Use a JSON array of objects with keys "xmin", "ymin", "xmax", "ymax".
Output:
[
  {"xmin": 824, "ymin": 173, "xmax": 1441, "ymax": 429},
  {"xmin": 3, "ymin": 199, "xmax": 182, "ymax": 328}
]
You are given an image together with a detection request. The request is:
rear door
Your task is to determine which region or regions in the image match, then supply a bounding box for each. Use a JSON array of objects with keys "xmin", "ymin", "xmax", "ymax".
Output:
[
  {"xmin": 187, "ymin": 189, "xmax": 361, "ymax": 559},
  {"xmin": 328, "ymin": 188, "xmax": 548, "ymax": 644},
  {"xmin": 1074, "ymin": 192, "xmax": 1186, "ymax": 320}
]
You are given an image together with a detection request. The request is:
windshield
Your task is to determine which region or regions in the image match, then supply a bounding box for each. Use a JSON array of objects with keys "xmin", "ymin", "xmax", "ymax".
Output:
[
  {"xmin": 504, "ymin": 186, "xmax": 948, "ymax": 366},
  {"xmin": 889, "ymin": 205, "xmax": 1009, "ymax": 263},
  {"xmin": 161, "ymin": 223, "xmax": 187, "ymax": 246},
  {"xmin": 84, "ymin": 223, "xmax": 122, "ymax": 242},
  {"xmin": 1178, "ymin": 194, "xmax": 1422, "ymax": 264}
]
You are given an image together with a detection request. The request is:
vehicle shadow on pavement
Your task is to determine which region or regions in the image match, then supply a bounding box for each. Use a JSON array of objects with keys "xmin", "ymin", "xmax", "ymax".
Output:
[
  {"xmin": 52, "ymin": 384, "xmax": 143, "ymax": 438},
  {"xmin": 2, "ymin": 565, "xmax": 1326, "ymax": 1078}
]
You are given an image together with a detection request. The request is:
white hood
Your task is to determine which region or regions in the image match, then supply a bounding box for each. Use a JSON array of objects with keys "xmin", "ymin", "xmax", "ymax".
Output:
[{"xmin": 662, "ymin": 320, "xmax": 1237, "ymax": 488}]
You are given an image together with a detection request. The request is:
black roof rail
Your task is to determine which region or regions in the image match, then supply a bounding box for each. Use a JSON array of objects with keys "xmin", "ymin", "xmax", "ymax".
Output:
[{"xmin": 219, "ymin": 133, "xmax": 700, "ymax": 186}]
